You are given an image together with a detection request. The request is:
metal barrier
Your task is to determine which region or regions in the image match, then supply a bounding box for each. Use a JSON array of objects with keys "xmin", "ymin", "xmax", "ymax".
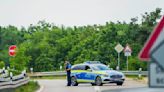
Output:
[
  {"xmin": 30, "ymin": 71, "xmax": 66, "ymax": 77},
  {"xmin": 0, "ymin": 69, "xmax": 29, "ymax": 90},
  {"xmin": 0, "ymin": 77, "xmax": 29, "ymax": 90},
  {"xmin": 29, "ymin": 70, "xmax": 148, "ymax": 77},
  {"xmin": 122, "ymin": 71, "xmax": 148, "ymax": 76}
]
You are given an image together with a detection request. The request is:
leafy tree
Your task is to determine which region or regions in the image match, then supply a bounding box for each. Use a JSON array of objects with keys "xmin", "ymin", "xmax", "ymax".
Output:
[
  {"xmin": 0, "ymin": 8, "xmax": 162, "ymax": 71},
  {"xmin": 10, "ymin": 45, "xmax": 31, "ymax": 71}
]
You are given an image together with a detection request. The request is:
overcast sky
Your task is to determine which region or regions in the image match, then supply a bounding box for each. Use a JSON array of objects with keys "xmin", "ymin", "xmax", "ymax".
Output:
[{"xmin": 0, "ymin": 0, "xmax": 164, "ymax": 28}]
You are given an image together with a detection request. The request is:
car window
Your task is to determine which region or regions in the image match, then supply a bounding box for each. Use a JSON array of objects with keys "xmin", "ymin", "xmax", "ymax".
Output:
[
  {"xmin": 72, "ymin": 65, "xmax": 78, "ymax": 70},
  {"xmin": 85, "ymin": 65, "xmax": 91, "ymax": 70},
  {"xmin": 91, "ymin": 64, "xmax": 109, "ymax": 70},
  {"xmin": 72, "ymin": 65, "xmax": 85, "ymax": 70}
]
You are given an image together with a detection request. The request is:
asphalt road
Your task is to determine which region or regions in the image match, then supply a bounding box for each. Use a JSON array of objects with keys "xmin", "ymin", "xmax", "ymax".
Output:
[
  {"xmin": 37, "ymin": 78, "xmax": 148, "ymax": 92},
  {"xmin": 102, "ymin": 87, "xmax": 164, "ymax": 92}
]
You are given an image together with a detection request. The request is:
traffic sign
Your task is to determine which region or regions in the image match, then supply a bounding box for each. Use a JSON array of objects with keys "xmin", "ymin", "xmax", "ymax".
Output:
[
  {"xmin": 138, "ymin": 16, "xmax": 164, "ymax": 88},
  {"xmin": 9, "ymin": 45, "xmax": 17, "ymax": 56},
  {"xmin": 124, "ymin": 44, "xmax": 132, "ymax": 71},
  {"xmin": 115, "ymin": 44, "xmax": 124, "ymax": 53},
  {"xmin": 149, "ymin": 62, "xmax": 164, "ymax": 87},
  {"xmin": 151, "ymin": 40, "xmax": 164, "ymax": 70},
  {"xmin": 139, "ymin": 16, "xmax": 164, "ymax": 61},
  {"xmin": 124, "ymin": 45, "xmax": 132, "ymax": 56},
  {"xmin": 114, "ymin": 43, "xmax": 124, "ymax": 70}
]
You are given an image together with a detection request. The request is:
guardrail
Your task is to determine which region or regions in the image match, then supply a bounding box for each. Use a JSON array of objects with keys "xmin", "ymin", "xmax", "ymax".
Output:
[
  {"xmin": 29, "ymin": 71, "xmax": 66, "ymax": 77},
  {"xmin": 0, "ymin": 77, "xmax": 29, "ymax": 90},
  {"xmin": 0, "ymin": 69, "xmax": 29, "ymax": 90},
  {"xmin": 29, "ymin": 70, "xmax": 148, "ymax": 77},
  {"xmin": 122, "ymin": 71, "xmax": 148, "ymax": 76}
]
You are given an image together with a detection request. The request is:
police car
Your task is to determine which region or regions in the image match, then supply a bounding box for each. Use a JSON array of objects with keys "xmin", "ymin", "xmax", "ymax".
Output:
[{"xmin": 71, "ymin": 61, "xmax": 125, "ymax": 86}]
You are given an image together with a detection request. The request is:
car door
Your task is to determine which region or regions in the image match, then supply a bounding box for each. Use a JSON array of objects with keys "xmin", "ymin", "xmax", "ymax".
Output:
[
  {"xmin": 74, "ymin": 65, "xmax": 84, "ymax": 80},
  {"xmin": 72, "ymin": 65, "xmax": 82, "ymax": 79},
  {"xmin": 78, "ymin": 65, "xmax": 87, "ymax": 80},
  {"xmin": 83, "ymin": 65, "xmax": 95, "ymax": 81}
]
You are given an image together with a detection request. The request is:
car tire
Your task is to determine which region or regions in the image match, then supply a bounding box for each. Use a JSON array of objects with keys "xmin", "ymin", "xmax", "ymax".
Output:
[
  {"xmin": 95, "ymin": 76, "xmax": 103, "ymax": 86},
  {"xmin": 71, "ymin": 77, "xmax": 78, "ymax": 86},
  {"xmin": 116, "ymin": 82, "xmax": 123, "ymax": 86}
]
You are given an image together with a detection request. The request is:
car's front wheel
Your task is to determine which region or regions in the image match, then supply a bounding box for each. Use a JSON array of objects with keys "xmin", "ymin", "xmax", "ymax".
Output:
[
  {"xmin": 116, "ymin": 82, "xmax": 123, "ymax": 86},
  {"xmin": 95, "ymin": 76, "xmax": 103, "ymax": 86},
  {"xmin": 71, "ymin": 77, "xmax": 78, "ymax": 86}
]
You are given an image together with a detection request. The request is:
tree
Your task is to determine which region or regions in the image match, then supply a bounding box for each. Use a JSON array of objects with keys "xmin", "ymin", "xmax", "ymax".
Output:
[{"xmin": 10, "ymin": 44, "xmax": 31, "ymax": 71}]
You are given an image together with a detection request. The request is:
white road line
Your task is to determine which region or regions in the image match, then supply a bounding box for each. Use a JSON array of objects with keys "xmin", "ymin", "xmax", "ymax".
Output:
[
  {"xmin": 94, "ymin": 86, "xmax": 101, "ymax": 92},
  {"xmin": 36, "ymin": 85, "xmax": 44, "ymax": 92}
]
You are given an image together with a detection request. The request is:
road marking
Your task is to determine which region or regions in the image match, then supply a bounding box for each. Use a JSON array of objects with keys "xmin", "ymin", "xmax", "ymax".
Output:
[
  {"xmin": 94, "ymin": 86, "xmax": 101, "ymax": 92},
  {"xmin": 36, "ymin": 85, "xmax": 44, "ymax": 92}
]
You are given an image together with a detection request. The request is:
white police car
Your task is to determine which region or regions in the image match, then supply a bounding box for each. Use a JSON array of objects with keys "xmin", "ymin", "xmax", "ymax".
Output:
[{"xmin": 71, "ymin": 61, "xmax": 125, "ymax": 86}]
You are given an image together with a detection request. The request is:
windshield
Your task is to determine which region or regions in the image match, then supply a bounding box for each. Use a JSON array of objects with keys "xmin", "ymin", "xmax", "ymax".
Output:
[{"xmin": 91, "ymin": 64, "xmax": 109, "ymax": 70}]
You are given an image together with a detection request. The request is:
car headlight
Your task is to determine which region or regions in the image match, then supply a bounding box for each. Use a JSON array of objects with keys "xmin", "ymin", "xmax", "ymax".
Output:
[{"xmin": 122, "ymin": 74, "xmax": 125, "ymax": 78}]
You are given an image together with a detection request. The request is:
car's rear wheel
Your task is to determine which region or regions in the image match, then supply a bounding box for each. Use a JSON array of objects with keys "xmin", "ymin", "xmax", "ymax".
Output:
[
  {"xmin": 71, "ymin": 77, "xmax": 78, "ymax": 86},
  {"xmin": 116, "ymin": 82, "xmax": 123, "ymax": 86},
  {"xmin": 95, "ymin": 76, "xmax": 103, "ymax": 86}
]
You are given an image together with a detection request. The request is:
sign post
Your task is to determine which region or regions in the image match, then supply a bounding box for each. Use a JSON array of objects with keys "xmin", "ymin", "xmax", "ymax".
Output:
[
  {"xmin": 115, "ymin": 43, "xmax": 124, "ymax": 70},
  {"xmin": 124, "ymin": 44, "xmax": 132, "ymax": 71},
  {"xmin": 139, "ymin": 16, "xmax": 164, "ymax": 87}
]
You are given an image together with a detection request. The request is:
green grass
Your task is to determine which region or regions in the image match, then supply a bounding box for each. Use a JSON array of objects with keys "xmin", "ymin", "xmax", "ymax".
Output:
[{"xmin": 15, "ymin": 81, "xmax": 40, "ymax": 92}]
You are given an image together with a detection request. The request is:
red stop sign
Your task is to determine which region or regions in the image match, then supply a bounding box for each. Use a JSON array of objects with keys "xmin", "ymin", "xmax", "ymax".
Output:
[{"xmin": 9, "ymin": 45, "xmax": 17, "ymax": 56}]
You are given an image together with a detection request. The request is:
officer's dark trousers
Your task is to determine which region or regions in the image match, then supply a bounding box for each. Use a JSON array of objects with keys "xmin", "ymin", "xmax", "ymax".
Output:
[{"xmin": 67, "ymin": 71, "xmax": 71, "ymax": 86}]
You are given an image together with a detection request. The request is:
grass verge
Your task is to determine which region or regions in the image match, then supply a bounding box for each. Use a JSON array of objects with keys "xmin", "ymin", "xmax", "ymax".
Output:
[{"xmin": 15, "ymin": 81, "xmax": 40, "ymax": 92}]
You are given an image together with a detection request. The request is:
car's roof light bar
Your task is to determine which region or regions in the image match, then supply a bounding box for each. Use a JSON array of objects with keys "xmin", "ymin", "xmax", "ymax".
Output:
[{"xmin": 84, "ymin": 61, "xmax": 101, "ymax": 64}]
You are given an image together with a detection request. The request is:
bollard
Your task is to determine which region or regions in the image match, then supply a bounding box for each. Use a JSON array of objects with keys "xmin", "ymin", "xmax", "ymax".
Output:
[
  {"xmin": 30, "ymin": 68, "xmax": 33, "ymax": 74},
  {"xmin": 2, "ymin": 67, "xmax": 5, "ymax": 74},
  {"xmin": 10, "ymin": 72, "xmax": 13, "ymax": 83},
  {"xmin": 116, "ymin": 66, "xmax": 119, "ymax": 71},
  {"xmin": 60, "ymin": 66, "xmax": 62, "ymax": 71},
  {"xmin": 7, "ymin": 66, "xmax": 10, "ymax": 70},
  {"xmin": 138, "ymin": 68, "xmax": 142, "ymax": 79},
  {"xmin": 2, "ymin": 67, "xmax": 5, "ymax": 70},
  {"xmin": 22, "ymin": 70, "xmax": 26, "ymax": 77}
]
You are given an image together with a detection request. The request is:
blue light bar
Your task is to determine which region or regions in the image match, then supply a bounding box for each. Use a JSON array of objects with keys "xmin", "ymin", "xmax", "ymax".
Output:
[{"xmin": 84, "ymin": 61, "xmax": 101, "ymax": 64}]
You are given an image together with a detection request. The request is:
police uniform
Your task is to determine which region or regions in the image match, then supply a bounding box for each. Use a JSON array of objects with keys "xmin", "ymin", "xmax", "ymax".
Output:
[{"xmin": 66, "ymin": 63, "xmax": 71, "ymax": 86}]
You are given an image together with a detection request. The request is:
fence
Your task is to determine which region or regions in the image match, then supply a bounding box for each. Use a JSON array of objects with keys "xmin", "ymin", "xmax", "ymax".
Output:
[{"xmin": 0, "ymin": 69, "xmax": 29, "ymax": 90}]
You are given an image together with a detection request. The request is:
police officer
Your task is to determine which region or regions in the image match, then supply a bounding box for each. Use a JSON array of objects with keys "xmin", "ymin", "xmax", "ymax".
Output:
[{"xmin": 65, "ymin": 61, "xmax": 72, "ymax": 86}]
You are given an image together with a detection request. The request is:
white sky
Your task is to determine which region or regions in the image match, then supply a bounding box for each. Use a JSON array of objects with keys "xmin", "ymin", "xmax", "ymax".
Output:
[{"xmin": 0, "ymin": 0, "xmax": 164, "ymax": 28}]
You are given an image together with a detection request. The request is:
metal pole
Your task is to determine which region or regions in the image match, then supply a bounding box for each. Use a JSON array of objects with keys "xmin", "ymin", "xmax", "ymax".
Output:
[
  {"xmin": 118, "ymin": 53, "xmax": 120, "ymax": 70},
  {"xmin": 127, "ymin": 56, "xmax": 128, "ymax": 71},
  {"xmin": 138, "ymin": 68, "xmax": 142, "ymax": 78}
]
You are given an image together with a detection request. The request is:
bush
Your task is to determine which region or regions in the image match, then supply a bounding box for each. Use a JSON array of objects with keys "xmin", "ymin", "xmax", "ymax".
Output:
[
  {"xmin": 8, "ymin": 69, "xmax": 21, "ymax": 76},
  {"xmin": 0, "ymin": 61, "xmax": 5, "ymax": 69}
]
